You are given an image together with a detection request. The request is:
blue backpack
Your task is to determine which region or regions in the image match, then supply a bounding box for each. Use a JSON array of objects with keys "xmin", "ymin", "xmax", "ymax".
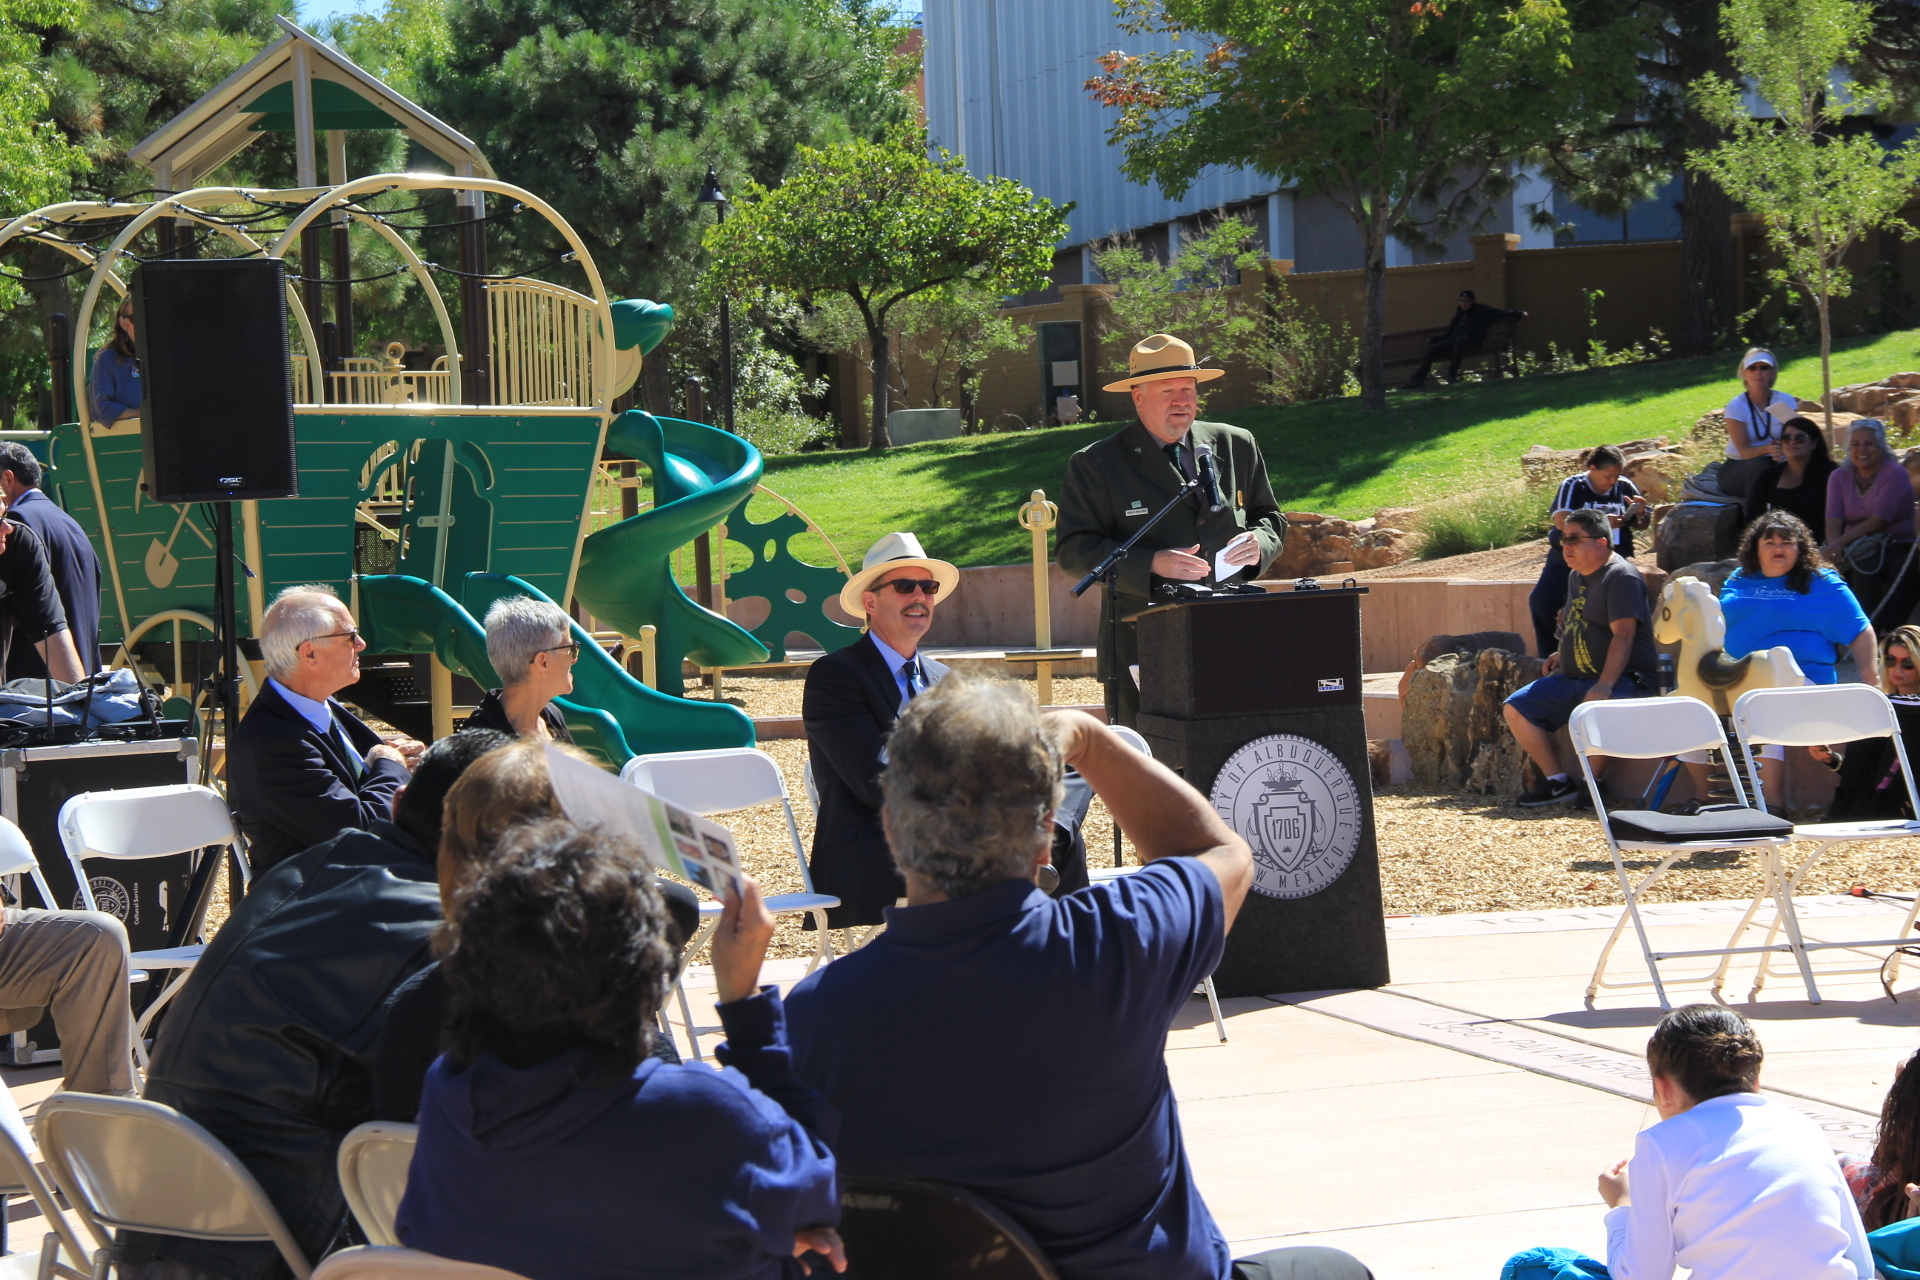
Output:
[
  {"xmin": 1871, "ymin": 1215, "xmax": 1920, "ymax": 1279},
  {"xmin": 1500, "ymin": 1247, "xmax": 1611, "ymax": 1280}
]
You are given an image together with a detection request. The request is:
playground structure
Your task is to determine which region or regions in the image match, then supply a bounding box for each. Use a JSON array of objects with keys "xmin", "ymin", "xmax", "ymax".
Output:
[{"xmin": 0, "ymin": 19, "xmax": 861, "ymax": 766}]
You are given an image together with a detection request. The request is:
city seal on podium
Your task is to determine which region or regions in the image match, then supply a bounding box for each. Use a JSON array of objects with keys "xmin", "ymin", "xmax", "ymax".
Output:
[{"xmin": 1209, "ymin": 733, "xmax": 1362, "ymax": 900}]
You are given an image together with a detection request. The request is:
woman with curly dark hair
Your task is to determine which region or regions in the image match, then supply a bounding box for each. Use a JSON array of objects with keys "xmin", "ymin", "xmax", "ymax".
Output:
[
  {"xmin": 1840, "ymin": 1051, "xmax": 1920, "ymax": 1230},
  {"xmin": 395, "ymin": 819, "xmax": 845, "ymax": 1279},
  {"xmin": 1503, "ymin": 1005, "xmax": 1871, "ymax": 1280},
  {"xmin": 1707, "ymin": 511, "xmax": 1876, "ymax": 802}
]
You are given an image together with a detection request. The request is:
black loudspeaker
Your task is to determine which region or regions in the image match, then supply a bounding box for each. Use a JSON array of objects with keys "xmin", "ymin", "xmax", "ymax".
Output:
[{"xmin": 134, "ymin": 258, "xmax": 298, "ymax": 503}]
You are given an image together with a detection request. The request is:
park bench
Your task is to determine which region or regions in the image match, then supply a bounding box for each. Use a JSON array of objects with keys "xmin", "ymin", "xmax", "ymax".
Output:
[{"xmin": 1379, "ymin": 313, "xmax": 1522, "ymax": 383}]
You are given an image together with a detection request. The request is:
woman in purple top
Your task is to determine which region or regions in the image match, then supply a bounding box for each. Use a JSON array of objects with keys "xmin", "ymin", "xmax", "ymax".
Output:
[{"xmin": 1825, "ymin": 418, "xmax": 1917, "ymax": 624}]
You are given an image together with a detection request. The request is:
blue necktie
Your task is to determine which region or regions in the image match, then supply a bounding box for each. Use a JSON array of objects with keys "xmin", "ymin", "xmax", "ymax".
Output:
[
  {"xmin": 901, "ymin": 660, "xmax": 921, "ymax": 702},
  {"xmin": 329, "ymin": 713, "xmax": 364, "ymax": 778}
]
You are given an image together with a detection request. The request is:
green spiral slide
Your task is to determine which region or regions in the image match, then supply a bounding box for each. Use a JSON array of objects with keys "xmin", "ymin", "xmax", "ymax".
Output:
[{"xmin": 352, "ymin": 408, "xmax": 773, "ymax": 767}]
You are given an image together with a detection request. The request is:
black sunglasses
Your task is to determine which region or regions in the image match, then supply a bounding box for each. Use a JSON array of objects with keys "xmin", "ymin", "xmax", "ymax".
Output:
[
  {"xmin": 882, "ymin": 579, "xmax": 942, "ymax": 597},
  {"xmin": 538, "ymin": 642, "xmax": 582, "ymax": 658},
  {"xmin": 304, "ymin": 628, "xmax": 361, "ymax": 646}
]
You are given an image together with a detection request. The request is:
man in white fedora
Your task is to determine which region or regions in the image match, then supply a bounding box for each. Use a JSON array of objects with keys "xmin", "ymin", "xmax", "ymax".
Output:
[
  {"xmin": 1057, "ymin": 333, "xmax": 1287, "ymax": 727},
  {"xmin": 802, "ymin": 532, "xmax": 959, "ymax": 927}
]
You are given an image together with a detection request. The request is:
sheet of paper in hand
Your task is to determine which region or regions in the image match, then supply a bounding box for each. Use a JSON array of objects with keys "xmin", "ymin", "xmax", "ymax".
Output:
[{"xmin": 542, "ymin": 745, "xmax": 746, "ymax": 896}]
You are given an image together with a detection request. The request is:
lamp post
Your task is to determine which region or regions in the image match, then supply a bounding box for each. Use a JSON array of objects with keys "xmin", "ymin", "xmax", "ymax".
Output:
[{"xmin": 694, "ymin": 167, "xmax": 735, "ymax": 436}]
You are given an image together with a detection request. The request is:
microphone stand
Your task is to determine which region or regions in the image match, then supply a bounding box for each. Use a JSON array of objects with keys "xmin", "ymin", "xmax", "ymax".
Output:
[{"xmin": 1071, "ymin": 477, "xmax": 1200, "ymax": 725}]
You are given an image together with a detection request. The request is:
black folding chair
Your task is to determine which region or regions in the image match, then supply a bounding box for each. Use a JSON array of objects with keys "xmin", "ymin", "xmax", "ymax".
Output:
[{"xmin": 838, "ymin": 1178, "xmax": 1057, "ymax": 1280}]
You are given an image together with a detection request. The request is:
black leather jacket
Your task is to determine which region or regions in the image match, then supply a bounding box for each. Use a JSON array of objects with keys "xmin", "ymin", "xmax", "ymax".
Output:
[{"xmin": 138, "ymin": 821, "xmax": 443, "ymax": 1278}]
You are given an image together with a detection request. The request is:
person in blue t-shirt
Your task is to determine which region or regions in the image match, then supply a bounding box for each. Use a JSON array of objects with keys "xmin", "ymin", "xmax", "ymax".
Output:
[
  {"xmin": 1682, "ymin": 511, "xmax": 1875, "ymax": 805},
  {"xmin": 88, "ymin": 297, "xmax": 142, "ymax": 426},
  {"xmin": 784, "ymin": 674, "xmax": 1373, "ymax": 1280}
]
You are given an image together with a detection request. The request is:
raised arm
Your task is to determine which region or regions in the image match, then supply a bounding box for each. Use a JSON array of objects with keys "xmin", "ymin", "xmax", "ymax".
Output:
[{"xmin": 1050, "ymin": 709, "xmax": 1252, "ymax": 927}]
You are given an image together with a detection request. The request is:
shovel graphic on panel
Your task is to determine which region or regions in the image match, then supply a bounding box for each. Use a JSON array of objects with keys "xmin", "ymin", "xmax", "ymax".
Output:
[{"xmin": 144, "ymin": 505, "xmax": 211, "ymax": 589}]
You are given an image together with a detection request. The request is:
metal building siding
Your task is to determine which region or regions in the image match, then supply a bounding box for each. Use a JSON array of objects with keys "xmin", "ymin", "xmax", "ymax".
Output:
[{"xmin": 922, "ymin": 0, "xmax": 1283, "ymax": 248}]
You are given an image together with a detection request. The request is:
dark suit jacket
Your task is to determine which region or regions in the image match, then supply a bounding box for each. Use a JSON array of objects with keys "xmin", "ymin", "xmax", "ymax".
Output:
[
  {"xmin": 227, "ymin": 681, "xmax": 411, "ymax": 873},
  {"xmin": 1440, "ymin": 301, "xmax": 1523, "ymax": 349},
  {"xmin": 5, "ymin": 488, "xmax": 99, "ymax": 678},
  {"xmin": 802, "ymin": 633, "xmax": 948, "ymax": 927},
  {"xmin": 1057, "ymin": 419, "xmax": 1287, "ymax": 624}
]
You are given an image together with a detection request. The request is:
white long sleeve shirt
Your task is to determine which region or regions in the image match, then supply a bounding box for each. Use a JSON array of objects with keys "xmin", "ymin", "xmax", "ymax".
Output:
[{"xmin": 1605, "ymin": 1093, "xmax": 1872, "ymax": 1280}]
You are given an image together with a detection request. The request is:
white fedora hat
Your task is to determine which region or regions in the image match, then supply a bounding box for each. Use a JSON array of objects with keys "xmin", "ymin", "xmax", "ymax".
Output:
[{"xmin": 839, "ymin": 532, "xmax": 961, "ymax": 620}]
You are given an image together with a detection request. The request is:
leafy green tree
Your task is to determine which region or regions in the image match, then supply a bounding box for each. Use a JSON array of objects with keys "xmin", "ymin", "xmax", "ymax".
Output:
[
  {"xmin": 1088, "ymin": 0, "xmax": 1643, "ymax": 409},
  {"xmin": 0, "ymin": 0, "xmax": 88, "ymax": 287},
  {"xmin": 705, "ymin": 129, "xmax": 1070, "ymax": 450},
  {"xmin": 1689, "ymin": 0, "xmax": 1920, "ymax": 429},
  {"xmin": 421, "ymin": 0, "xmax": 916, "ymax": 304},
  {"xmin": 1092, "ymin": 215, "xmax": 1262, "ymax": 395}
]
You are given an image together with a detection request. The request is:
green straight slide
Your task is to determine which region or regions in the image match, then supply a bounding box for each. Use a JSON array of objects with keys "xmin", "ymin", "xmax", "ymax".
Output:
[{"xmin": 357, "ymin": 571, "xmax": 753, "ymax": 767}]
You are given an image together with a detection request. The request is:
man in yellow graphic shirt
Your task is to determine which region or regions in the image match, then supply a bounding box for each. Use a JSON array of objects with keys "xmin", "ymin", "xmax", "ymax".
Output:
[{"xmin": 1501, "ymin": 508, "xmax": 1659, "ymax": 808}]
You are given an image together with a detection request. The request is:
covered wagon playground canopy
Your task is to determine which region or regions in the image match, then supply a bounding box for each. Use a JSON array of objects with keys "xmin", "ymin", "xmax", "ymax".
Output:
[{"xmin": 0, "ymin": 17, "xmax": 864, "ymax": 769}]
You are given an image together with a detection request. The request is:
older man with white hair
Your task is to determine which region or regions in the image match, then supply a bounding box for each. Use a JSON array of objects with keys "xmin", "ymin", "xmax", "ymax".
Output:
[
  {"xmin": 226, "ymin": 585, "xmax": 425, "ymax": 873},
  {"xmin": 786, "ymin": 674, "xmax": 1372, "ymax": 1280}
]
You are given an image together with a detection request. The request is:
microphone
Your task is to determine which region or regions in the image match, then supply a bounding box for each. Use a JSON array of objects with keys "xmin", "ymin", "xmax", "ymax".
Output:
[{"xmin": 1194, "ymin": 443, "xmax": 1224, "ymax": 513}]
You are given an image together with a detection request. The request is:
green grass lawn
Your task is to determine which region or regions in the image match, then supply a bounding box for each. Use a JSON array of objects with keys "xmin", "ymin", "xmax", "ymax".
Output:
[{"xmin": 700, "ymin": 328, "xmax": 1920, "ymax": 571}]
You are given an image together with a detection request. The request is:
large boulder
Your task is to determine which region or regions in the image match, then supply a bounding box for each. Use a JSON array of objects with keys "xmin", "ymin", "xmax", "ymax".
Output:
[
  {"xmin": 1520, "ymin": 438, "xmax": 1674, "ymax": 486},
  {"xmin": 1657, "ymin": 502, "xmax": 1744, "ymax": 571},
  {"xmin": 1403, "ymin": 647, "xmax": 1544, "ymax": 791},
  {"xmin": 1273, "ymin": 512, "xmax": 1415, "ymax": 577},
  {"xmin": 1671, "ymin": 559, "xmax": 1739, "ymax": 595}
]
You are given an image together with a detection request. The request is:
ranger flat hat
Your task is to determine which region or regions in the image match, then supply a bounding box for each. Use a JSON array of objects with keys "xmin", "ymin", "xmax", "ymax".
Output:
[
  {"xmin": 839, "ymin": 531, "xmax": 961, "ymax": 619},
  {"xmin": 1102, "ymin": 333, "xmax": 1227, "ymax": 392}
]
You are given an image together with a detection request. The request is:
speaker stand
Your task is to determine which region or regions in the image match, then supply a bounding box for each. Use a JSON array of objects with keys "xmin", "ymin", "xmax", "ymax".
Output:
[{"xmin": 174, "ymin": 501, "xmax": 243, "ymax": 949}]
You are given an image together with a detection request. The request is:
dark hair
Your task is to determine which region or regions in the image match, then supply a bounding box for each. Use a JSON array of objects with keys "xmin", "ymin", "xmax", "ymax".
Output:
[
  {"xmin": 1736, "ymin": 509, "xmax": 1818, "ymax": 593},
  {"xmin": 107, "ymin": 297, "xmax": 136, "ymax": 358},
  {"xmin": 0, "ymin": 443, "xmax": 40, "ymax": 490},
  {"xmin": 1459, "ymin": 289, "xmax": 1476, "ymax": 301},
  {"xmin": 440, "ymin": 819, "xmax": 673, "ymax": 1085},
  {"xmin": 1778, "ymin": 416, "xmax": 1835, "ymax": 468},
  {"xmin": 1865, "ymin": 1051, "xmax": 1920, "ymax": 1229},
  {"xmin": 1587, "ymin": 445, "xmax": 1625, "ymax": 471},
  {"xmin": 1645, "ymin": 1004, "xmax": 1763, "ymax": 1102},
  {"xmin": 394, "ymin": 730, "xmax": 510, "ymax": 853},
  {"xmin": 1563, "ymin": 508, "xmax": 1610, "ymax": 541}
]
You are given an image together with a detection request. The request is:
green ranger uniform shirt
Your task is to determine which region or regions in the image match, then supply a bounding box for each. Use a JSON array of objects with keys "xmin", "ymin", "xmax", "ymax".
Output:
[{"xmin": 1057, "ymin": 419, "xmax": 1288, "ymax": 625}]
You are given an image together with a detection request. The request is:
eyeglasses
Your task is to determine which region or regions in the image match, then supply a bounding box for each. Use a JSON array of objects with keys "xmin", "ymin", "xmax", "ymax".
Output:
[
  {"xmin": 1887, "ymin": 655, "xmax": 1916, "ymax": 671},
  {"xmin": 304, "ymin": 628, "xmax": 360, "ymax": 646},
  {"xmin": 1562, "ymin": 534, "xmax": 1607, "ymax": 544},
  {"xmin": 881, "ymin": 579, "xmax": 942, "ymax": 597},
  {"xmin": 1747, "ymin": 363, "xmax": 1775, "ymax": 372},
  {"xmin": 538, "ymin": 642, "xmax": 582, "ymax": 658},
  {"xmin": 1781, "ymin": 433, "xmax": 1812, "ymax": 444}
]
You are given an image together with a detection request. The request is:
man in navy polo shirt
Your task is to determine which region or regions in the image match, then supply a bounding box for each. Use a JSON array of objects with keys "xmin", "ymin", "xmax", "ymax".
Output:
[{"xmin": 784, "ymin": 675, "xmax": 1372, "ymax": 1280}]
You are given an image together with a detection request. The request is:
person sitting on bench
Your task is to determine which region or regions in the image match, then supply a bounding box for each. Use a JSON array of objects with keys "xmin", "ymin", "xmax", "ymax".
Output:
[{"xmin": 1406, "ymin": 289, "xmax": 1525, "ymax": 388}]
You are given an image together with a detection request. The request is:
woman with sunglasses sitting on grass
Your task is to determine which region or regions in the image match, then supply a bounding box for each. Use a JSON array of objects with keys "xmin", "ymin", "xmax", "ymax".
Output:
[
  {"xmin": 1815, "ymin": 624, "xmax": 1920, "ymax": 820},
  {"xmin": 464, "ymin": 595, "xmax": 579, "ymax": 742}
]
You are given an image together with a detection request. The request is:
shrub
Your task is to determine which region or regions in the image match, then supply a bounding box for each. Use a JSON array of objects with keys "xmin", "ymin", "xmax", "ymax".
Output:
[
  {"xmin": 735, "ymin": 408, "xmax": 836, "ymax": 456},
  {"xmin": 1417, "ymin": 483, "xmax": 1555, "ymax": 559}
]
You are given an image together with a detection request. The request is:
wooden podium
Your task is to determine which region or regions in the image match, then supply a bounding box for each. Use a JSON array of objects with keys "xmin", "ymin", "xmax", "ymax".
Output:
[{"xmin": 1136, "ymin": 587, "xmax": 1389, "ymax": 997}]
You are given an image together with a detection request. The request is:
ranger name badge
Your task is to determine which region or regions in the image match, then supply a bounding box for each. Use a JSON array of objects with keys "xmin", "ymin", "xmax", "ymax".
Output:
[
  {"xmin": 1209, "ymin": 734, "xmax": 1363, "ymax": 899},
  {"xmin": 1125, "ymin": 501, "xmax": 1148, "ymax": 517}
]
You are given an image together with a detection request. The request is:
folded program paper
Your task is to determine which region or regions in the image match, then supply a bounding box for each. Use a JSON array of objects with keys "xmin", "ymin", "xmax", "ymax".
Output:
[{"xmin": 542, "ymin": 744, "xmax": 746, "ymax": 896}]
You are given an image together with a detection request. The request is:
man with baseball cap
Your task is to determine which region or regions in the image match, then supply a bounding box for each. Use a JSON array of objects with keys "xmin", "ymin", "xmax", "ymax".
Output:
[
  {"xmin": 1057, "ymin": 334, "xmax": 1287, "ymax": 727},
  {"xmin": 802, "ymin": 532, "xmax": 959, "ymax": 928}
]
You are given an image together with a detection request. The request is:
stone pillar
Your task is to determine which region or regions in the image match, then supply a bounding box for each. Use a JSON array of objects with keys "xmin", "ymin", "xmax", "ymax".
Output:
[{"xmin": 1471, "ymin": 232, "xmax": 1521, "ymax": 308}]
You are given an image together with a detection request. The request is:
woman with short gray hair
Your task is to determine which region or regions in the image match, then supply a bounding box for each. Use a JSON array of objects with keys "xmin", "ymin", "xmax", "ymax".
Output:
[
  {"xmin": 1824, "ymin": 418, "xmax": 1918, "ymax": 624},
  {"xmin": 462, "ymin": 596, "xmax": 577, "ymax": 741}
]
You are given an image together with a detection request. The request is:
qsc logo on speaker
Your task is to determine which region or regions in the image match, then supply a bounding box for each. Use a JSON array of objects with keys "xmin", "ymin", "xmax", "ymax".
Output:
[{"xmin": 1209, "ymin": 734, "xmax": 1362, "ymax": 900}]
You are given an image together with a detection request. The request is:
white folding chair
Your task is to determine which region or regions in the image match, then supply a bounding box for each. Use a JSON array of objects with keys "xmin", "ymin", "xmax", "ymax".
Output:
[
  {"xmin": 0, "ymin": 818, "xmax": 61, "ymax": 921},
  {"xmin": 1085, "ymin": 726, "xmax": 1227, "ymax": 1042},
  {"xmin": 35, "ymin": 1093, "xmax": 311, "ymax": 1279},
  {"xmin": 1569, "ymin": 697, "xmax": 1808, "ymax": 1008},
  {"xmin": 0, "ymin": 1086, "xmax": 90, "ymax": 1280},
  {"xmin": 337, "ymin": 1122, "xmax": 418, "ymax": 1248},
  {"xmin": 57, "ymin": 785, "xmax": 251, "ymax": 1070},
  {"xmin": 312, "ymin": 1246, "xmax": 532, "ymax": 1279},
  {"xmin": 620, "ymin": 749, "xmax": 840, "ymax": 1059},
  {"xmin": 1733, "ymin": 685, "xmax": 1920, "ymax": 999}
]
